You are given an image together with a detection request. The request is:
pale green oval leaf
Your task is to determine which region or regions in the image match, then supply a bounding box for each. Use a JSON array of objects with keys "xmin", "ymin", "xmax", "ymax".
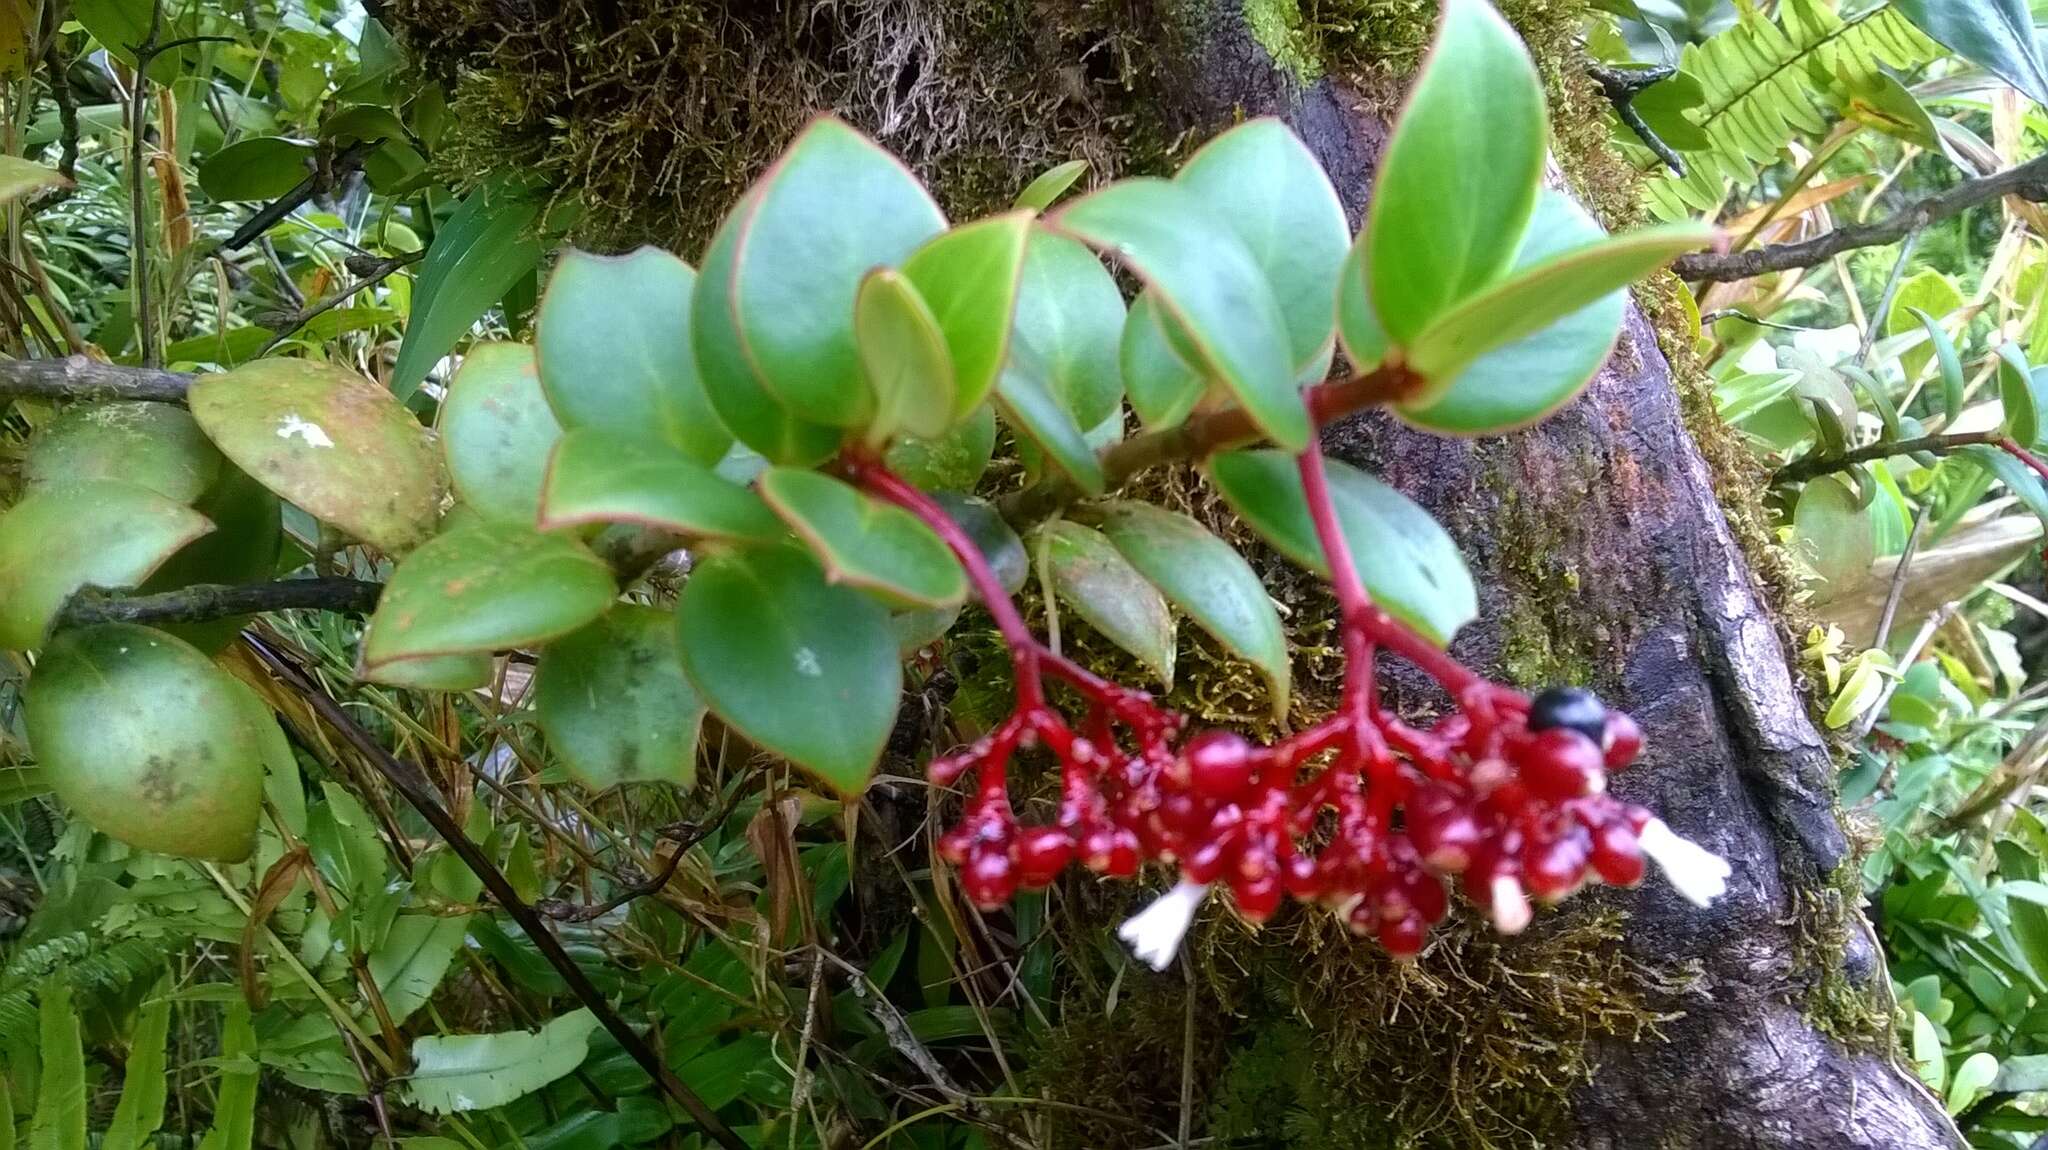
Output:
[
  {"xmin": 403, "ymin": 1010, "xmax": 600, "ymax": 1115},
  {"xmin": 197, "ymin": 136, "xmax": 314, "ymax": 201},
  {"xmin": 536, "ymin": 247, "xmax": 731, "ymax": 464},
  {"xmin": 857, "ymin": 268, "xmax": 956, "ymax": 445},
  {"xmin": 362, "ymin": 522, "xmax": 616, "ymax": 669},
  {"xmin": 676, "ymin": 546, "xmax": 900, "ymax": 795},
  {"xmin": 1793, "ymin": 476, "xmax": 1877, "ymax": 604},
  {"xmin": 1039, "ymin": 520, "xmax": 1175, "ymax": 689},
  {"xmin": 1121, "ymin": 290, "xmax": 1204, "ymax": 431},
  {"xmin": 440, "ymin": 341, "xmax": 563, "ymax": 526},
  {"xmin": 27, "ymin": 624, "xmax": 264, "ymax": 861},
  {"xmin": 900, "ymin": 211, "xmax": 1033, "ymax": 420},
  {"xmin": 1207, "ymin": 449, "xmax": 1476, "ymax": 645},
  {"xmin": 537, "ymin": 428, "xmax": 785, "ymax": 543},
  {"xmin": 758, "ymin": 468, "xmax": 966, "ymax": 608},
  {"xmin": 536, "ymin": 605, "xmax": 704, "ymax": 789},
  {"xmin": 1095, "ymin": 502, "xmax": 1288, "ymax": 718},
  {"xmin": 0, "ymin": 480, "xmax": 213, "ymax": 649},
  {"xmin": 1367, "ymin": 0, "xmax": 1546, "ymax": 344},
  {"xmin": 188, "ymin": 358, "xmax": 445, "ymax": 554}
]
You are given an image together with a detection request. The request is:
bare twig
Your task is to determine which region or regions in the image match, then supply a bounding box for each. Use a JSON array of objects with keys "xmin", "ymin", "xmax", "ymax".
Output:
[
  {"xmin": 1772, "ymin": 430, "xmax": 2003, "ymax": 485},
  {"xmin": 44, "ymin": 40, "xmax": 80, "ymax": 183},
  {"xmin": 1677, "ymin": 154, "xmax": 2048, "ymax": 282},
  {"xmin": 1589, "ymin": 63, "xmax": 1685, "ymax": 176},
  {"xmin": 241, "ymin": 635, "xmax": 750, "ymax": 1150},
  {"xmin": 258, "ymin": 250, "xmax": 421, "ymax": 354},
  {"xmin": 534, "ymin": 793, "xmax": 749, "ymax": 923},
  {"xmin": 0, "ymin": 355, "xmax": 193, "ymax": 401},
  {"xmin": 57, "ymin": 579, "xmax": 383, "ymax": 628}
]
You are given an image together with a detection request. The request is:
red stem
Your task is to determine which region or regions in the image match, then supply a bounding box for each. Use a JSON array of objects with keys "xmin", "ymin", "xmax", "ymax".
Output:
[{"xmin": 2000, "ymin": 436, "xmax": 2048, "ymax": 487}]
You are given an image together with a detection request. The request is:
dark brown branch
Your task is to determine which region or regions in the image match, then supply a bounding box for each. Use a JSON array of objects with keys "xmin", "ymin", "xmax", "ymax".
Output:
[
  {"xmin": 57, "ymin": 579, "xmax": 382, "ymax": 628},
  {"xmin": 44, "ymin": 39, "xmax": 80, "ymax": 183},
  {"xmin": 240, "ymin": 635, "xmax": 750, "ymax": 1150},
  {"xmin": 1589, "ymin": 63, "xmax": 1685, "ymax": 177},
  {"xmin": 1770, "ymin": 430, "xmax": 2001, "ymax": 485},
  {"xmin": 535, "ymin": 795, "xmax": 749, "ymax": 923},
  {"xmin": 258, "ymin": 251, "xmax": 422, "ymax": 354},
  {"xmin": 1677, "ymin": 154, "xmax": 2048, "ymax": 282},
  {"xmin": 0, "ymin": 355, "xmax": 193, "ymax": 401}
]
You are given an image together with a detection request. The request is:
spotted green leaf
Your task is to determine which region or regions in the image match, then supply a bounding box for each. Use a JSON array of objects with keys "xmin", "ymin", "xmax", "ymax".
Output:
[
  {"xmin": 537, "ymin": 428, "xmax": 785, "ymax": 543},
  {"xmin": 24, "ymin": 401, "xmax": 221, "ymax": 503},
  {"xmin": 677, "ymin": 546, "xmax": 901, "ymax": 795},
  {"xmin": 0, "ymin": 480, "xmax": 212, "ymax": 649},
  {"xmin": 536, "ymin": 247, "xmax": 731, "ymax": 464},
  {"xmin": 1038, "ymin": 520, "xmax": 1175, "ymax": 689},
  {"xmin": 537, "ymin": 605, "xmax": 705, "ymax": 789},
  {"xmin": 758, "ymin": 468, "xmax": 966, "ymax": 608},
  {"xmin": 1207, "ymin": 450, "xmax": 1476, "ymax": 645},
  {"xmin": 362, "ymin": 522, "xmax": 616, "ymax": 672},
  {"xmin": 440, "ymin": 342, "xmax": 563, "ymax": 526}
]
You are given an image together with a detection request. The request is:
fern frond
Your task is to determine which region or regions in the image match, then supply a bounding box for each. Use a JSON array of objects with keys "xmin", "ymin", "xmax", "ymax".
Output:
[
  {"xmin": 0, "ymin": 935, "xmax": 170, "ymax": 1034},
  {"xmin": 1642, "ymin": 0, "xmax": 1940, "ymax": 220}
]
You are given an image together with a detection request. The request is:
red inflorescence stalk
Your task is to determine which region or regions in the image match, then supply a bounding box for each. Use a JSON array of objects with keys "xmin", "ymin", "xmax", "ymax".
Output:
[{"xmin": 847, "ymin": 432, "xmax": 1728, "ymax": 967}]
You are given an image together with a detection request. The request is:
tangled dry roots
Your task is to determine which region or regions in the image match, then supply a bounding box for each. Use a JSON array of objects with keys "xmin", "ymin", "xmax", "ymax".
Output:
[{"xmin": 383, "ymin": 0, "xmax": 1194, "ymax": 252}]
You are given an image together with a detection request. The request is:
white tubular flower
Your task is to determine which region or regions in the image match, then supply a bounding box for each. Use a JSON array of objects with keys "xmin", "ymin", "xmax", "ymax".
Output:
[
  {"xmin": 1639, "ymin": 819, "xmax": 1732, "ymax": 907},
  {"xmin": 1490, "ymin": 875, "xmax": 1532, "ymax": 935},
  {"xmin": 1117, "ymin": 880, "xmax": 1210, "ymax": 971}
]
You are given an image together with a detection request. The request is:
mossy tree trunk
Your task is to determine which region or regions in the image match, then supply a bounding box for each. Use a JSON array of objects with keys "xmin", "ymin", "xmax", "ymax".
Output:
[{"xmin": 389, "ymin": 0, "xmax": 1961, "ymax": 1144}]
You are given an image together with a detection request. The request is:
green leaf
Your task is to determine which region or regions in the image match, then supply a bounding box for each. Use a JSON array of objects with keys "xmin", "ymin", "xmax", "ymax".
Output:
[
  {"xmin": 1390, "ymin": 193, "xmax": 1631, "ymax": 436},
  {"xmin": 1038, "ymin": 520, "xmax": 1175, "ymax": 689},
  {"xmin": 692, "ymin": 188, "xmax": 843, "ymax": 466},
  {"xmin": 402, "ymin": 1010, "xmax": 600, "ymax": 1115},
  {"xmin": 1910, "ymin": 306, "xmax": 1966, "ymax": 424},
  {"xmin": 1961, "ymin": 444, "xmax": 2048, "ymax": 531},
  {"xmin": 1841, "ymin": 68, "xmax": 1941, "ymax": 150},
  {"xmin": 71, "ymin": 0, "xmax": 193, "ymax": 80},
  {"xmin": 440, "ymin": 342, "xmax": 563, "ymax": 526},
  {"xmin": 1053, "ymin": 179, "xmax": 1304, "ymax": 450},
  {"xmin": 28, "ymin": 981, "xmax": 83, "ymax": 1150},
  {"xmin": 0, "ymin": 156, "xmax": 66, "ymax": 206},
  {"xmin": 996, "ymin": 362, "xmax": 1104, "ymax": 495},
  {"xmin": 363, "ymin": 522, "xmax": 616, "ymax": 672},
  {"xmin": 1121, "ymin": 291, "xmax": 1204, "ymax": 431},
  {"xmin": 1367, "ymin": 0, "xmax": 1545, "ymax": 344},
  {"xmin": 676, "ymin": 546, "xmax": 900, "ymax": 795},
  {"xmin": 1336, "ymin": 235, "xmax": 1387, "ymax": 374},
  {"xmin": 1013, "ymin": 159, "xmax": 1087, "ymax": 211},
  {"xmin": 537, "ymin": 605, "xmax": 705, "ymax": 789},
  {"xmin": 392, "ymin": 178, "xmax": 546, "ymax": 400},
  {"xmin": 1793, "ymin": 477, "xmax": 1876, "ymax": 603},
  {"xmin": 759, "ymin": 468, "xmax": 966, "ymax": 608},
  {"xmin": 24, "ymin": 401, "xmax": 221, "ymax": 504},
  {"xmin": 900, "ymin": 212, "xmax": 1033, "ymax": 421},
  {"xmin": 100, "ymin": 981, "xmax": 171, "ymax": 1150},
  {"xmin": 992, "ymin": 230, "xmax": 1125, "ymax": 491},
  {"xmin": 364, "ymin": 652, "xmax": 494, "ymax": 692},
  {"xmin": 1892, "ymin": 0, "xmax": 2048, "ymax": 107},
  {"xmin": 723, "ymin": 116, "xmax": 946, "ymax": 427},
  {"xmin": 931, "ymin": 492, "xmax": 1027, "ymax": 596},
  {"xmin": 885, "ymin": 403, "xmax": 997, "ymax": 491},
  {"xmin": 369, "ymin": 914, "xmax": 470, "ymax": 1025},
  {"xmin": 1912, "ymin": 1010, "xmax": 1947, "ymax": 1094},
  {"xmin": 536, "ymin": 247, "xmax": 731, "ymax": 464},
  {"xmin": 2002, "ymin": 343, "xmax": 2046, "ymax": 449},
  {"xmin": 1173, "ymin": 118, "xmax": 1349, "ymax": 375},
  {"xmin": 856, "ymin": 269, "xmax": 956, "ymax": 445},
  {"xmin": 197, "ymin": 136, "xmax": 313, "ymax": 201},
  {"xmin": 188, "ymin": 358, "xmax": 445, "ymax": 554},
  {"xmin": 1094, "ymin": 502, "xmax": 1289, "ymax": 719},
  {"xmin": 537, "ymin": 428, "xmax": 785, "ymax": 543},
  {"xmin": 0, "ymin": 480, "xmax": 212, "ymax": 649},
  {"xmin": 1207, "ymin": 449, "xmax": 1477, "ymax": 645},
  {"xmin": 28, "ymin": 624, "xmax": 265, "ymax": 862},
  {"xmin": 1405, "ymin": 221, "xmax": 1714, "ymax": 392}
]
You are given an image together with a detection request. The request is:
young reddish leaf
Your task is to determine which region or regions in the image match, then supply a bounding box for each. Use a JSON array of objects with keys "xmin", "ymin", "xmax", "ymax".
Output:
[
  {"xmin": 758, "ymin": 468, "xmax": 967, "ymax": 609},
  {"xmin": 725, "ymin": 116, "xmax": 946, "ymax": 427},
  {"xmin": 0, "ymin": 480, "xmax": 213, "ymax": 649},
  {"xmin": 537, "ymin": 605, "xmax": 704, "ymax": 789},
  {"xmin": 26, "ymin": 624, "xmax": 264, "ymax": 861},
  {"xmin": 188, "ymin": 358, "xmax": 445, "ymax": 554},
  {"xmin": 899, "ymin": 211, "xmax": 1033, "ymax": 420},
  {"xmin": 361, "ymin": 522, "xmax": 616, "ymax": 670},
  {"xmin": 1367, "ymin": 0, "xmax": 1546, "ymax": 344},
  {"xmin": 856, "ymin": 268, "xmax": 956, "ymax": 446},
  {"xmin": 676, "ymin": 546, "xmax": 901, "ymax": 796},
  {"xmin": 1053, "ymin": 179, "xmax": 1305, "ymax": 450},
  {"xmin": 536, "ymin": 247, "xmax": 732, "ymax": 465},
  {"xmin": 1094, "ymin": 502, "xmax": 1290, "ymax": 719},
  {"xmin": 1013, "ymin": 159, "xmax": 1088, "ymax": 212},
  {"xmin": 1174, "ymin": 118, "xmax": 1349, "ymax": 376},
  {"xmin": 1207, "ymin": 449, "xmax": 1477, "ymax": 646},
  {"xmin": 440, "ymin": 341, "xmax": 563, "ymax": 526},
  {"xmin": 1037, "ymin": 519, "xmax": 1176, "ymax": 689},
  {"xmin": 692, "ymin": 188, "xmax": 844, "ymax": 466},
  {"xmin": 538, "ymin": 428, "xmax": 786, "ymax": 544}
]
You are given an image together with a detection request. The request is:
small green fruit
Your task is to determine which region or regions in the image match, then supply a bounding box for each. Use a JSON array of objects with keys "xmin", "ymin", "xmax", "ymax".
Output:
[{"xmin": 27, "ymin": 623, "xmax": 265, "ymax": 861}]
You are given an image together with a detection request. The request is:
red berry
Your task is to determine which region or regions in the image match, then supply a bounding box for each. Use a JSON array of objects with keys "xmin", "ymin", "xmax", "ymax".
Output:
[
  {"xmin": 1378, "ymin": 913, "xmax": 1427, "ymax": 959},
  {"xmin": 1182, "ymin": 730, "xmax": 1256, "ymax": 799},
  {"xmin": 1590, "ymin": 821, "xmax": 1646, "ymax": 887},
  {"xmin": 1602, "ymin": 711, "xmax": 1643, "ymax": 770},
  {"xmin": 1282, "ymin": 853, "xmax": 1323, "ymax": 899},
  {"xmin": 1102, "ymin": 829, "xmax": 1141, "ymax": 878},
  {"xmin": 1406, "ymin": 784, "xmax": 1482, "ymax": 872},
  {"xmin": 1016, "ymin": 827, "xmax": 1074, "ymax": 888},
  {"xmin": 961, "ymin": 849, "xmax": 1016, "ymax": 908},
  {"xmin": 1233, "ymin": 874, "xmax": 1283, "ymax": 922},
  {"xmin": 1183, "ymin": 836, "xmax": 1231, "ymax": 885},
  {"xmin": 1522, "ymin": 832, "xmax": 1589, "ymax": 901},
  {"xmin": 1518, "ymin": 728, "xmax": 1606, "ymax": 801},
  {"xmin": 1403, "ymin": 870, "xmax": 1450, "ymax": 924}
]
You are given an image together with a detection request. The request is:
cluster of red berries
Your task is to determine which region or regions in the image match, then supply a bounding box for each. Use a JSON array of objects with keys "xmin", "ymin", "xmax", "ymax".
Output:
[{"xmin": 935, "ymin": 680, "xmax": 1662, "ymax": 959}]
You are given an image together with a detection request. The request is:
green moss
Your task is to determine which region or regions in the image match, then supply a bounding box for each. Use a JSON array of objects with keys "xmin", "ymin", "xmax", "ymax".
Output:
[{"xmin": 1244, "ymin": 0, "xmax": 1325, "ymax": 83}]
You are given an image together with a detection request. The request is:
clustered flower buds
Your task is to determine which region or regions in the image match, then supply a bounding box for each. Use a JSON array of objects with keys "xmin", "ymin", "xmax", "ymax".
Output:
[{"xmin": 854, "ymin": 448, "xmax": 1730, "ymax": 974}]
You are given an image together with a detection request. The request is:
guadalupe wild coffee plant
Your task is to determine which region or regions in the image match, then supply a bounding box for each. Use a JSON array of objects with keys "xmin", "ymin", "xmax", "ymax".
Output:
[{"xmin": 1, "ymin": 0, "xmax": 1720, "ymax": 981}]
